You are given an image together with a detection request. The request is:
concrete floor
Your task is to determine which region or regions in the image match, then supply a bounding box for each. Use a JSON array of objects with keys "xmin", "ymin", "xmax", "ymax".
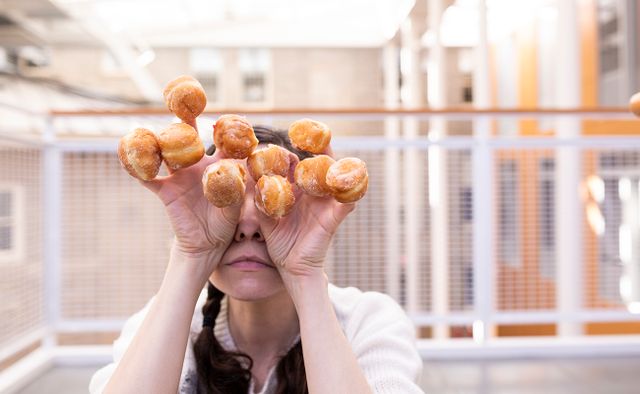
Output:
[{"xmin": 13, "ymin": 357, "xmax": 640, "ymax": 394}]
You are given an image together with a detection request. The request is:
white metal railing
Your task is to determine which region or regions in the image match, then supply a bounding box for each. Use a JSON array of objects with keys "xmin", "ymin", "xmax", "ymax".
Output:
[{"xmin": 2, "ymin": 107, "xmax": 640, "ymax": 390}]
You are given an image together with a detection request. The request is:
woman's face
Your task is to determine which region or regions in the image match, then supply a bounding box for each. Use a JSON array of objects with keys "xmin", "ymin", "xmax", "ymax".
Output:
[{"xmin": 209, "ymin": 150, "xmax": 286, "ymax": 301}]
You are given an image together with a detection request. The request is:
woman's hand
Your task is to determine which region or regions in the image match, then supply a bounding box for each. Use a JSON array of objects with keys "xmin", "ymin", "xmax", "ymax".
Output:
[
  {"xmin": 259, "ymin": 187, "xmax": 355, "ymax": 287},
  {"xmin": 259, "ymin": 145, "xmax": 355, "ymax": 281},
  {"xmin": 140, "ymin": 139, "xmax": 241, "ymax": 275}
]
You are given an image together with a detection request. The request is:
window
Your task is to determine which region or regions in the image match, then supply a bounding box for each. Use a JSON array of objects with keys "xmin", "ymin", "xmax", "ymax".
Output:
[
  {"xmin": 596, "ymin": 0, "xmax": 634, "ymax": 105},
  {"xmin": 597, "ymin": 152, "xmax": 640, "ymax": 302},
  {"xmin": 197, "ymin": 75, "xmax": 220, "ymax": 103},
  {"xmin": 238, "ymin": 49, "xmax": 270, "ymax": 104},
  {"xmin": 538, "ymin": 158, "xmax": 555, "ymax": 278},
  {"xmin": 190, "ymin": 48, "xmax": 223, "ymax": 104},
  {"xmin": 600, "ymin": 177, "xmax": 621, "ymax": 265},
  {"xmin": 499, "ymin": 160, "xmax": 520, "ymax": 266},
  {"xmin": 460, "ymin": 187, "xmax": 473, "ymax": 222},
  {"xmin": 243, "ymin": 73, "xmax": 266, "ymax": 102},
  {"xmin": 0, "ymin": 186, "xmax": 23, "ymax": 263},
  {"xmin": 597, "ymin": 2, "xmax": 619, "ymax": 74}
]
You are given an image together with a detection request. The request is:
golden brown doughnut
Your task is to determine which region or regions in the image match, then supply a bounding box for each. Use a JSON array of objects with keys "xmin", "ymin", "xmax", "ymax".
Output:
[
  {"xmin": 163, "ymin": 75, "xmax": 195, "ymax": 97},
  {"xmin": 294, "ymin": 155, "xmax": 336, "ymax": 197},
  {"xmin": 163, "ymin": 75, "xmax": 207, "ymax": 123},
  {"xmin": 117, "ymin": 128, "xmax": 162, "ymax": 181},
  {"xmin": 326, "ymin": 157, "xmax": 369, "ymax": 203},
  {"xmin": 213, "ymin": 114, "xmax": 259, "ymax": 159},
  {"xmin": 202, "ymin": 160, "xmax": 247, "ymax": 207},
  {"xmin": 631, "ymin": 92, "xmax": 640, "ymax": 117},
  {"xmin": 254, "ymin": 175, "xmax": 295, "ymax": 218},
  {"xmin": 247, "ymin": 144, "xmax": 292, "ymax": 181},
  {"xmin": 157, "ymin": 123, "xmax": 205, "ymax": 170},
  {"xmin": 288, "ymin": 118, "xmax": 331, "ymax": 154}
]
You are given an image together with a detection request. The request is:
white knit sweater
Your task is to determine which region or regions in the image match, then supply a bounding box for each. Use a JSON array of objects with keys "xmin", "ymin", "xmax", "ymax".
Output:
[{"xmin": 89, "ymin": 284, "xmax": 424, "ymax": 393}]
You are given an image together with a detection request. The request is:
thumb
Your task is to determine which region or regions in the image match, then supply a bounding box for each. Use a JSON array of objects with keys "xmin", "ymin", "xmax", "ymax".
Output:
[
  {"xmin": 219, "ymin": 202, "xmax": 242, "ymax": 229},
  {"xmin": 256, "ymin": 199, "xmax": 281, "ymax": 241}
]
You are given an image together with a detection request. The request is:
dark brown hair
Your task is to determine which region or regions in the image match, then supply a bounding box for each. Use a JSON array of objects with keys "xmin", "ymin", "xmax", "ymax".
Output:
[
  {"xmin": 195, "ymin": 125, "xmax": 309, "ymax": 393},
  {"xmin": 205, "ymin": 125, "xmax": 311, "ymax": 160}
]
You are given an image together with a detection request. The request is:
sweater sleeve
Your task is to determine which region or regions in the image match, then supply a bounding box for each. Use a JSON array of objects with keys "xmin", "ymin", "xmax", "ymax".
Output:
[
  {"xmin": 337, "ymin": 289, "xmax": 424, "ymax": 393},
  {"xmin": 88, "ymin": 297, "xmax": 155, "ymax": 394}
]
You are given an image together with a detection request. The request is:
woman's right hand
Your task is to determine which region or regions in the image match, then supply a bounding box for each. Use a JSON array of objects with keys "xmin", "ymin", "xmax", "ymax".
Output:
[{"xmin": 140, "ymin": 143, "xmax": 241, "ymax": 275}]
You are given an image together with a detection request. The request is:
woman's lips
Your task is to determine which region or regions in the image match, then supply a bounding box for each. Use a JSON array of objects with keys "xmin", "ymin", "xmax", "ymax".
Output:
[
  {"xmin": 226, "ymin": 255, "xmax": 275, "ymax": 270},
  {"xmin": 228, "ymin": 260, "xmax": 274, "ymax": 270}
]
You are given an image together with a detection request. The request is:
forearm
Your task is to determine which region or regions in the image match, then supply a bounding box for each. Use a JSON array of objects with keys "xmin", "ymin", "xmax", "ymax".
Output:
[
  {"xmin": 104, "ymin": 249, "xmax": 212, "ymax": 394},
  {"xmin": 286, "ymin": 273, "xmax": 372, "ymax": 394}
]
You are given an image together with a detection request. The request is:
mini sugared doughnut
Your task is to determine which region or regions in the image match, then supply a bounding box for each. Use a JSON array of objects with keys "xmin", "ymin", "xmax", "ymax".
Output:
[
  {"xmin": 631, "ymin": 92, "xmax": 640, "ymax": 117},
  {"xmin": 254, "ymin": 175, "xmax": 295, "ymax": 218},
  {"xmin": 325, "ymin": 157, "xmax": 369, "ymax": 203},
  {"xmin": 247, "ymin": 144, "xmax": 292, "ymax": 181},
  {"xmin": 288, "ymin": 118, "xmax": 331, "ymax": 154},
  {"xmin": 163, "ymin": 75, "xmax": 207, "ymax": 123},
  {"xmin": 294, "ymin": 155, "xmax": 336, "ymax": 197},
  {"xmin": 213, "ymin": 114, "xmax": 259, "ymax": 159},
  {"xmin": 117, "ymin": 128, "xmax": 162, "ymax": 181},
  {"xmin": 202, "ymin": 160, "xmax": 247, "ymax": 207},
  {"xmin": 157, "ymin": 123, "xmax": 205, "ymax": 170}
]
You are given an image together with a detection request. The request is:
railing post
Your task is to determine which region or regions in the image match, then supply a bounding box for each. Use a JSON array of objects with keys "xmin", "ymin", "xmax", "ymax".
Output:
[
  {"xmin": 383, "ymin": 43, "xmax": 402, "ymax": 301},
  {"xmin": 472, "ymin": 116, "xmax": 494, "ymax": 344},
  {"xmin": 404, "ymin": 117, "xmax": 421, "ymax": 314},
  {"xmin": 555, "ymin": 0, "xmax": 583, "ymax": 337},
  {"xmin": 42, "ymin": 115, "xmax": 62, "ymax": 348},
  {"xmin": 472, "ymin": 0, "xmax": 494, "ymax": 344},
  {"xmin": 427, "ymin": 0, "xmax": 450, "ymax": 339},
  {"xmin": 400, "ymin": 16, "xmax": 424, "ymax": 315},
  {"xmin": 556, "ymin": 123, "xmax": 583, "ymax": 337}
]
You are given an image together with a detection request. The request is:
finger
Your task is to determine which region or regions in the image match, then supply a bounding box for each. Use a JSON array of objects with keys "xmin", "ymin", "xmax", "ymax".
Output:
[
  {"xmin": 286, "ymin": 151, "xmax": 300, "ymax": 184},
  {"xmin": 199, "ymin": 146, "xmax": 227, "ymax": 170},
  {"xmin": 220, "ymin": 202, "xmax": 242, "ymax": 228},
  {"xmin": 331, "ymin": 200, "xmax": 356, "ymax": 227},
  {"xmin": 291, "ymin": 181, "xmax": 305, "ymax": 202},
  {"xmin": 322, "ymin": 143, "xmax": 335, "ymax": 159},
  {"xmin": 210, "ymin": 147, "xmax": 227, "ymax": 161},
  {"xmin": 166, "ymin": 142, "xmax": 226, "ymax": 178},
  {"xmin": 256, "ymin": 203, "xmax": 280, "ymax": 239},
  {"xmin": 165, "ymin": 162, "xmax": 177, "ymax": 176},
  {"xmin": 185, "ymin": 117, "xmax": 198, "ymax": 132},
  {"xmin": 137, "ymin": 176, "xmax": 164, "ymax": 194}
]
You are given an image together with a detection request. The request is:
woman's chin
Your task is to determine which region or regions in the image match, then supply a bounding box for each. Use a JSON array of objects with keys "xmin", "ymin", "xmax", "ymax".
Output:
[
  {"xmin": 210, "ymin": 269, "xmax": 285, "ymax": 301},
  {"xmin": 230, "ymin": 282, "xmax": 282, "ymax": 301}
]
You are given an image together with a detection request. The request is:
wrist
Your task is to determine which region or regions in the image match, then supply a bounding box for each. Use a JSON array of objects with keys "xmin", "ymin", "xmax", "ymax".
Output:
[
  {"xmin": 282, "ymin": 269, "xmax": 329, "ymax": 311},
  {"xmin": 164, "ymin": 245, "xmax": 220, "ymax": 293},
  {"xmin": 172, "ymin": 241, "xmax": 221, "ymax": 264}
]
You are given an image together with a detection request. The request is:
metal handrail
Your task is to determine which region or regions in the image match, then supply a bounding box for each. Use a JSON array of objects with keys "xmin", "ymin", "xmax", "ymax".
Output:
[{"xmin": 48, "ymin": 106, "xmax": 636, "ymax": 117}]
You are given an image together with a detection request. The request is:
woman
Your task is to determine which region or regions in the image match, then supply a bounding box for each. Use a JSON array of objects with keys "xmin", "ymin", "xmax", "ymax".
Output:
[{"xmin": 90, "ymin": 126, "xmax": 423, "ymax": 393}]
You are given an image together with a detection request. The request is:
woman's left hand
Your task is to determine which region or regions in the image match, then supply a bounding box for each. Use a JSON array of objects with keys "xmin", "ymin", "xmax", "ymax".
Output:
[{"xmin": 259, "ymin": 191, "xmax": 355, "ymax": 280}]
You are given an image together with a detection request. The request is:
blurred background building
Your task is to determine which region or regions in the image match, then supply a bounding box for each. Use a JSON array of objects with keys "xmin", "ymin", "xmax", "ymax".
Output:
[{"xmin": 1, "ymin": 0, "xmax": 640, "ymax": 392}]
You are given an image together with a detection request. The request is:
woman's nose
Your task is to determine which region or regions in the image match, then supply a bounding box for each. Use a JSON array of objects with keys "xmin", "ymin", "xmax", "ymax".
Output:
[{"xmin": 233, "ymin": 186, "xmax": 265, "ymax": 242}]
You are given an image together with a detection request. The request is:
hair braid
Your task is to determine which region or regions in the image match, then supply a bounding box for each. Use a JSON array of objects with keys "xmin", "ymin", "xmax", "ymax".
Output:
[
  {"xmin": 274, "ymin": 340, "xmax": 308, "ymax": 394},
  {"xmin": 193, "ymin": 283, "xmax": 253, "ymax": 393}
]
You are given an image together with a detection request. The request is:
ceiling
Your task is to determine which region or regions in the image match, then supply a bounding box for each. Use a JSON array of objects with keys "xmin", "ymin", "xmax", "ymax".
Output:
[
  {"xmin": 0, "ymin": 0, "xmax": 418, "ymax": 107},
  {"xmin": 0, "ymin": 0, "xmax": 417, "ymax": 48}
]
